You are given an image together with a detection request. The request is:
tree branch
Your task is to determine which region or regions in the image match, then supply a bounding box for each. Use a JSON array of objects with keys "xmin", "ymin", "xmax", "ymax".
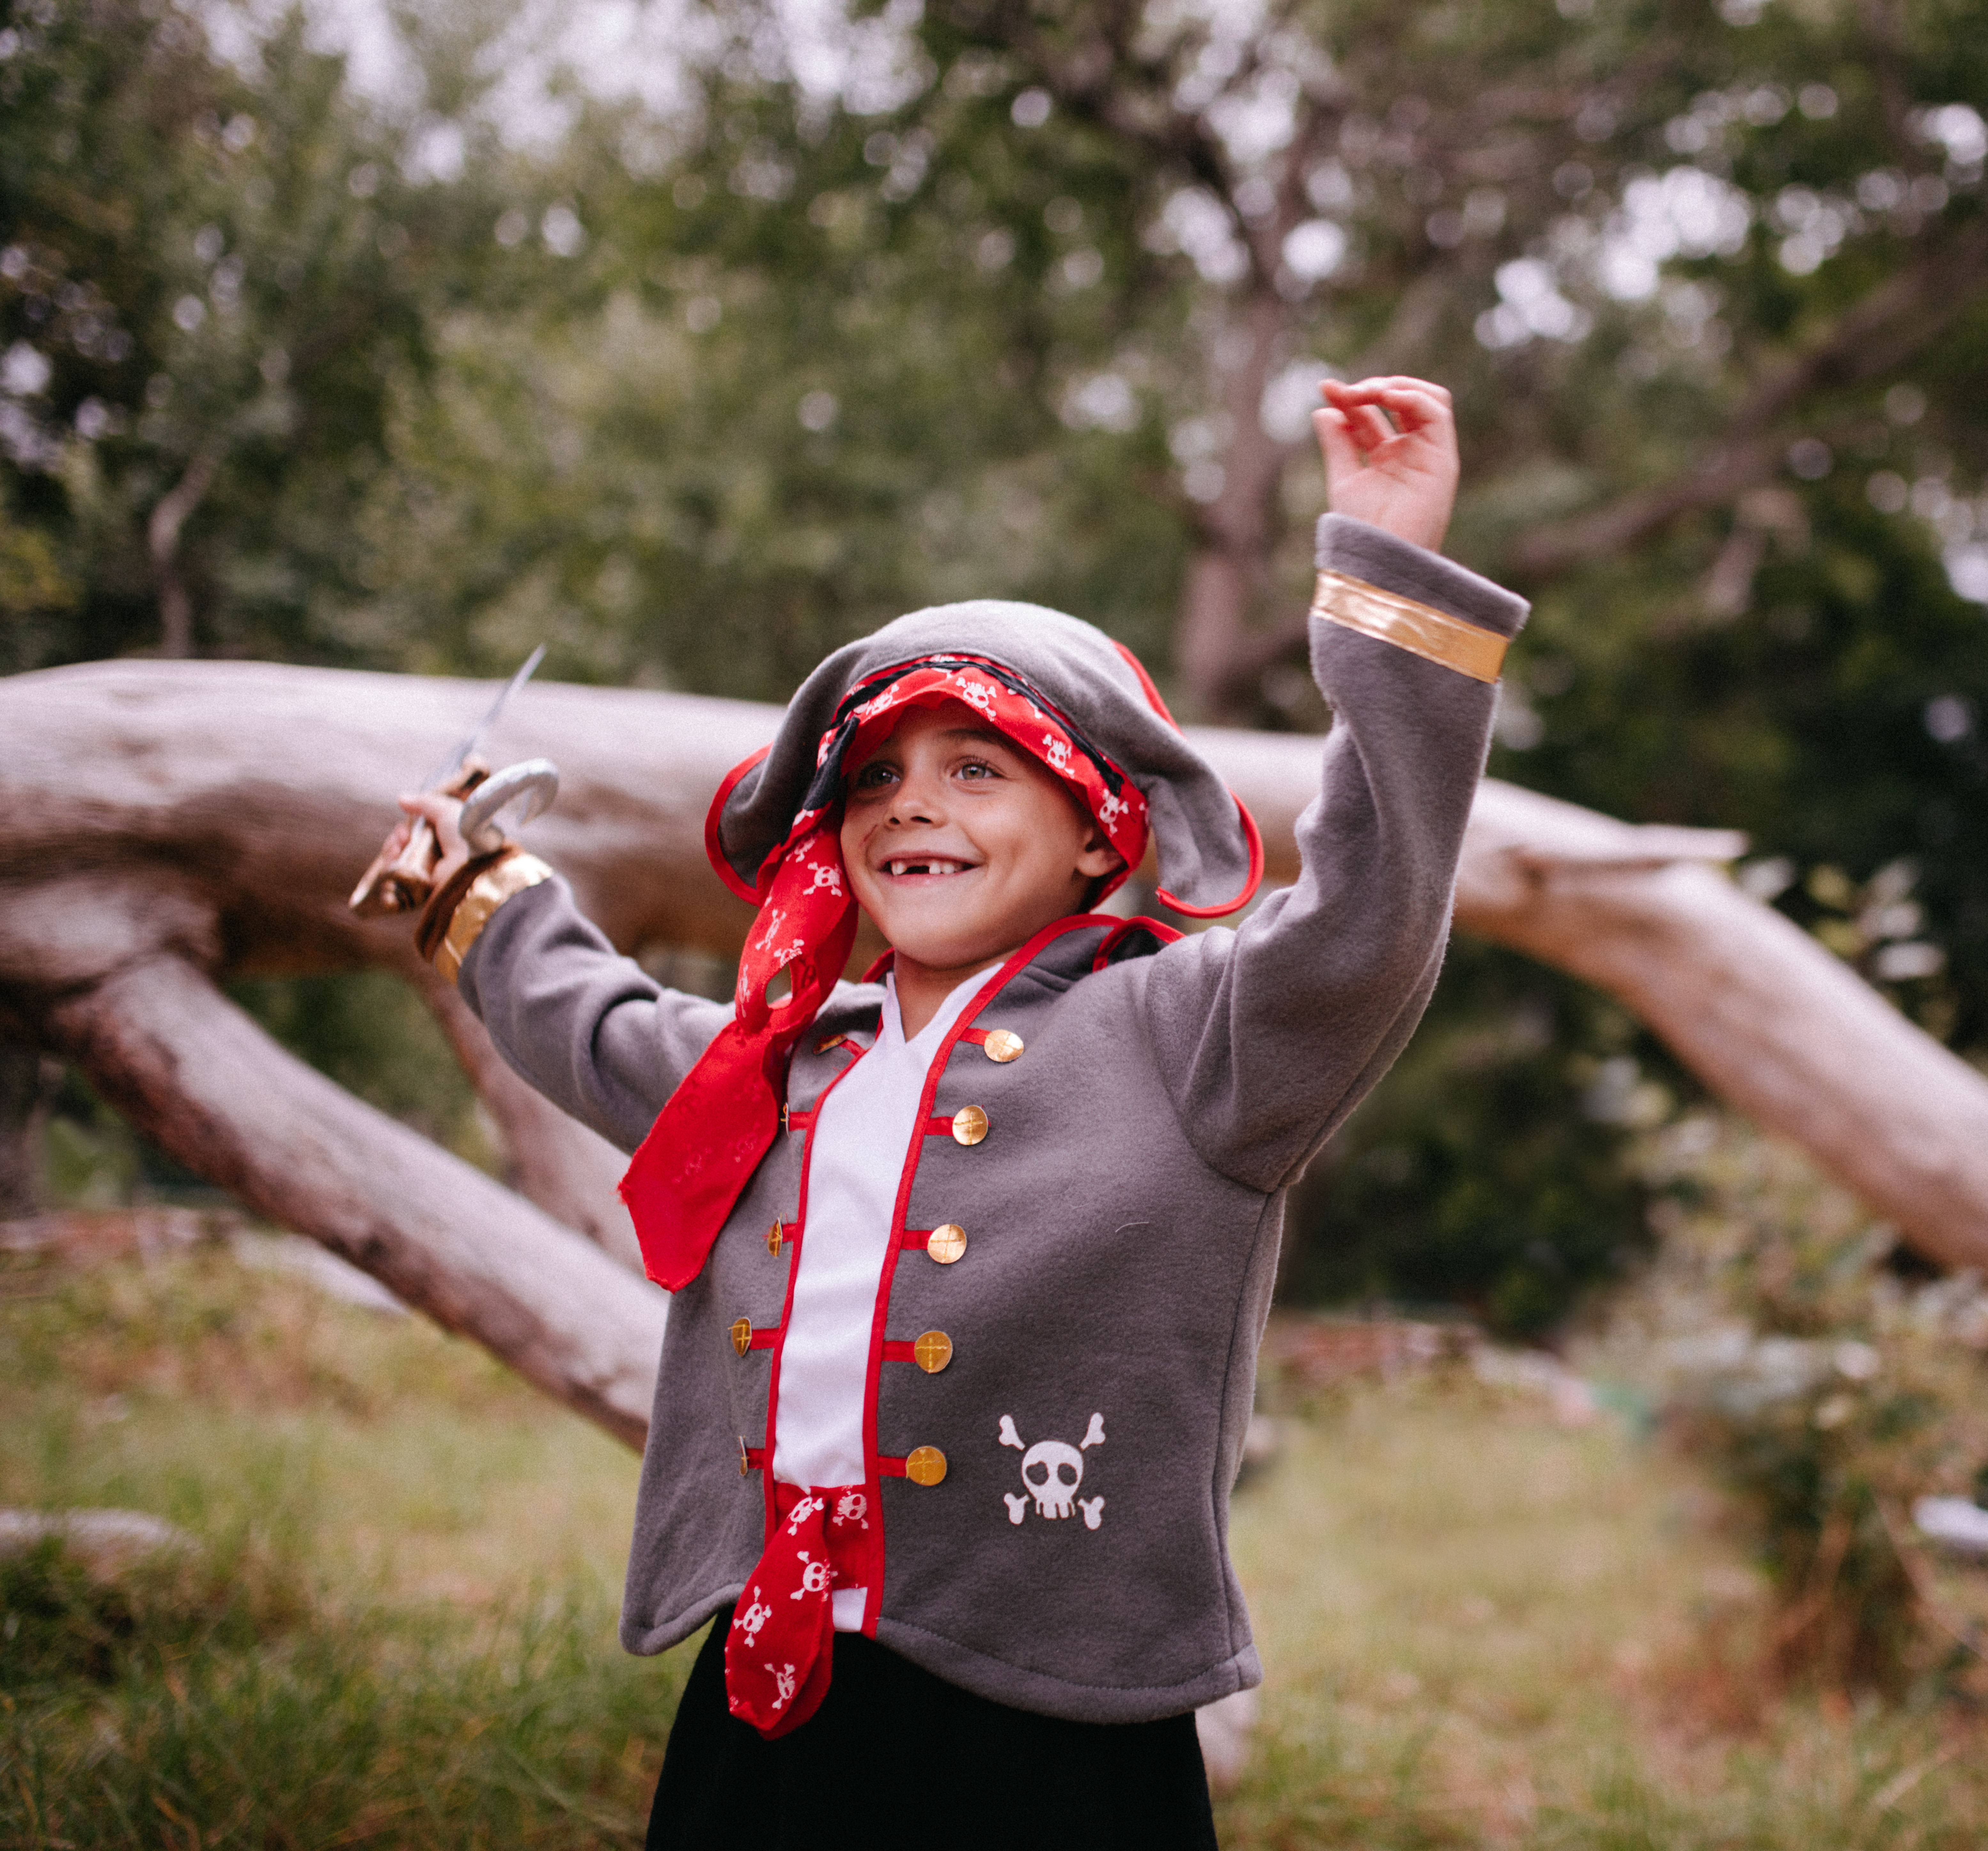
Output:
[
  {"xmin": 146, "ymin": 441, "xmax": 223, "ymax": 659},
  {"xmin": 1508, "ymin": 218, "xmax": 1988, "ymax": 580}
]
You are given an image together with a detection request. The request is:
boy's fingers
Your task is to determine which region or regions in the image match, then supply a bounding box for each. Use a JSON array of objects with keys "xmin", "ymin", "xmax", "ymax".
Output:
[
  {"xmin": 1324, "ymin": 380, "xmax": 1454, "ymax": 446},
  {"xmin": 1379, "ymin": 386, "xmax": 1455, "ymax": 431},
  {"xmin": 1348, "ymin": 402, "xmax": 1397, "ymax": 453},
  {"xmin": 1323, "ymin": 374, "xmax": 1452, "ymax": 406},
  {"xmin": 398, "ymin": 791, "xmax": 467, "ymax": 849},
  {"xmin": 1312, "ymin": 405, "xmax": 1363, "ymax": 479},
  {"xmin": 1316, "ymin": 388, "xmax": 1401, "ymax": 457},
  {"xmin": 1343, "ymin": 381, "xmax": 1452, "ymax": 428}
]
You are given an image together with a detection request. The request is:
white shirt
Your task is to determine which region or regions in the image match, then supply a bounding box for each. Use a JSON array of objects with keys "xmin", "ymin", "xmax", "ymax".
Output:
[{"xmin": 771, "ymin": 963, "xmax": 995, "ymax": 1629}]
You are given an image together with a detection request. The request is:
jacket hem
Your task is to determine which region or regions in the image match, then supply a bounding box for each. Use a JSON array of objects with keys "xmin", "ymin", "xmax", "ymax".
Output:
[
  {"xmin": 621, "ymin": 1589, "xmax": 1264, "ymax": 1726},
  {"xmin": 620, "ymin": 1584, "xmax": 744, "ymax": 1657},
  {"xmin": 872, "ymin": 1614, "xmax": 1263, "ymax": 1724}
]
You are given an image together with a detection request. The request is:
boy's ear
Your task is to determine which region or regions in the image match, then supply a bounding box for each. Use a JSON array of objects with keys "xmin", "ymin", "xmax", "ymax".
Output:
[{"xmin": 1074, "ymin": 821, "xmax": 1126, "ymax": 881}]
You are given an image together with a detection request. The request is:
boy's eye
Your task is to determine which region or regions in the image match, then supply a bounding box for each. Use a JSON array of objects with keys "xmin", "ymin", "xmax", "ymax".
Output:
[
  {"xmin": 957, "ymin": 758, "xmax": 999, "ymax": 780},
  {"xmin": 851, "ymin": 762, "xmax": 898, "ymax": 790}
]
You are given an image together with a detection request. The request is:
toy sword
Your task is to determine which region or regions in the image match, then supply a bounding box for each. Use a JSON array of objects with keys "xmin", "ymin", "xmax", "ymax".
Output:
[{"xmin": 348, "ymin": 646, "xmax": 560, "ymax": 916}]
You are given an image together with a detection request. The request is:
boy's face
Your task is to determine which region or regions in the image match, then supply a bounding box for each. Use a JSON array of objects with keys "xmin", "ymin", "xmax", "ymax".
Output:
[{"xmin": 839, "ymin": 699, "xmax": 1125, "ymax": 982}]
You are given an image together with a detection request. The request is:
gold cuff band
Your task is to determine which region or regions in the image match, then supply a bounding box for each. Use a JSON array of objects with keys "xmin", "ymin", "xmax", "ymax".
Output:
[
  {"xmin": 1310, "ymin": 569, "xmax": 1508, "ymax": 684},
  {"xmin": 436, "ymin": 853, "xmax": 554, "ymax": 983}
]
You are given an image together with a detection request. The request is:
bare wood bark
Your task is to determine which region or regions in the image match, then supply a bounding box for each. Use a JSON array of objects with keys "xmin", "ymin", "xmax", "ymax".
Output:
[
  {"xmin": 1452, "ymin": 779, "xmax": 1988, "ymax": 1269},
  {"xmin": 38, "ymin": 951, "xmax": 664, "ymax": 1448},
  {"xmin": 0, "ymin": 657, "xmax": 778, "ymax": 975},
  {"xmin": 147, "ymin": 442, "xmax": 223, "ymax": 659}
]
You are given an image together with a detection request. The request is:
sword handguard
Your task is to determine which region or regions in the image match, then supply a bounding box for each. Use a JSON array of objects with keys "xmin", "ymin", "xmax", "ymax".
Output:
[{"xmin": 460, "ymin": 758, "xmax": 559, "ymax": 854}]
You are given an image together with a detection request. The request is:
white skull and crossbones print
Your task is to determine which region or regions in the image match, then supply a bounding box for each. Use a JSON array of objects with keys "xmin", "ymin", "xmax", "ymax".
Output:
[{"xmin": 998, "ymin": 1411, "xmax": 1107, "ymax": 1529}]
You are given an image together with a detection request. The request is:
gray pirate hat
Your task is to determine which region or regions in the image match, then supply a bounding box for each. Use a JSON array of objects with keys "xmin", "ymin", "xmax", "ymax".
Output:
[{"xmin": 708, "ymin": 600, "xmax": 1262, "ymax": 916}]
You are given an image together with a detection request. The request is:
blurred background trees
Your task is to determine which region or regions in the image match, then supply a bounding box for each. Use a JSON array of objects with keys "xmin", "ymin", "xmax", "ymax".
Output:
[{"xmin": 6, "ymin": 0, "xmax": 1987, "ymax": 1334}]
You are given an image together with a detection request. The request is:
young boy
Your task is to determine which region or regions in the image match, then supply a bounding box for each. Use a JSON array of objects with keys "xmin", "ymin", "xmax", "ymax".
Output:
[{"xmin": 393, "ymin": 376, "xmax": 1524, "ymax": 1848}]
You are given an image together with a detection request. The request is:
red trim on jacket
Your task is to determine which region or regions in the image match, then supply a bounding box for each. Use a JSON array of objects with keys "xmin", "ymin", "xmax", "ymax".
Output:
[
  {"xmin": 758, "ymin": 1043, "xmax": 867, "ymax": 1539},
  {"xmin": 1091, "ymin": 914, "xmax": 1185, "ymax": 970}
]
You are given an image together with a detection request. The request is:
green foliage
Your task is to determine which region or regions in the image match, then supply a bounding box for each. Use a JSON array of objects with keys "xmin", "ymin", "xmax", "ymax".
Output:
[
  {"xmin": 0, "ymin": 0, "xmax": 501, "ymax": 667},
  {"xmin": 1284, "ymin": 949, "xmax": 1656, "ymax": 1340},
  {"xmin": 1602, "ymin": 1115, "xmax": 1988, "ymax": 1692},
  {"xmin": 0, "ymin": 1528, "xmax": 305, "ymax": 1690},
  {"xmin": 1226, "ymin": 1374, "xmax": 1988, "ymax": 1850},
  {"xmin": 0, "ymin": 1240, "xmax": 677, "ymax": 1846}
]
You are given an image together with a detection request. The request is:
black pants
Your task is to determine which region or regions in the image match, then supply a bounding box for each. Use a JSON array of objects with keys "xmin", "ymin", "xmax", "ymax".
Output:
[{"xmin": 648, "ymin": 1607, "xmax": 1221, "ymax": 1851}]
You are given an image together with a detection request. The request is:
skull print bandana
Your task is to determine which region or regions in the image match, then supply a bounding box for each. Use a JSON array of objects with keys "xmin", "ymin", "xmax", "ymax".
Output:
[
  {"xmin": 618, "ymin": 655, "xmax": 1151, "ymax": 1292},
  {"xmin": 724, "ymin": 1480, "xmax": 873, "ymax": 1737}
]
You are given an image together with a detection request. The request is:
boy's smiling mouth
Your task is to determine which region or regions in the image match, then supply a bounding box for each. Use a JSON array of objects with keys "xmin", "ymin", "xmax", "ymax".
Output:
[{"xmin": 881, "ymin": 856, "xmax": 979, "ymax": 879}]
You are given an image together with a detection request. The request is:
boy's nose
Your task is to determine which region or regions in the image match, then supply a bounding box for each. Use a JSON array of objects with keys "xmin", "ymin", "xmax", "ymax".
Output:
[{"xmin": 887, "ymin": 771, "xmax": 944, "ymax": 825}]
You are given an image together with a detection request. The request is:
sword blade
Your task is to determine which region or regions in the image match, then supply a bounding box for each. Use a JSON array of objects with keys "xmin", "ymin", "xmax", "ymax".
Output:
[{"xmin": 416, "ymin": 644, "xmax": 547, "ymax": 791}]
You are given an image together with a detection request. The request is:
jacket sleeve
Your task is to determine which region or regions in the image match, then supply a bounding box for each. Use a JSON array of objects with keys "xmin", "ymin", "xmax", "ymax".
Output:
[
  {"xmin": 455, "ymin": 875, "xmax": 734, "ymax": 1155},
  {"xmin": 1137, "ymin": 513, "xmax": 1527, "ymax": 1195}
]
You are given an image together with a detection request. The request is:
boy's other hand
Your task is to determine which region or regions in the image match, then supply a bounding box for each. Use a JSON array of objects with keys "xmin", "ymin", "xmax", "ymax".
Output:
[
  {"xmin": 396, "ymin": 790, "xmax": 472, "ymax": 895},
  {"xmin": 1312, "ymin": 376, "xmax": 1458, "ymax": 554}
]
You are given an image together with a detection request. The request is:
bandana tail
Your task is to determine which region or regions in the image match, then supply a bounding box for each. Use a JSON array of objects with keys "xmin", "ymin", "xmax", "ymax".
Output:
[{"xmin": 619, "ymin": 842, "xmax": 858, "ymax": 1292}]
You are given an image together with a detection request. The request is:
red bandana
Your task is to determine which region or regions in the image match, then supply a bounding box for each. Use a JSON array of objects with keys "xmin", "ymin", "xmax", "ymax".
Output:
[
  {"xmin": 618, "ymin": 655, "xmax": 1151, "ymax": 1290},
  {"xmin": 723, "ymin": 1481, "xmax": 874, "ymax": 1736}
]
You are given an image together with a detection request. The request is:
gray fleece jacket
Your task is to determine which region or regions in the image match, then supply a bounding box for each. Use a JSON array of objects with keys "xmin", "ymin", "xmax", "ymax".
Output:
[{"xmin": 457, "ymin": 516, "xmax": 1526, "ymax": 1723}]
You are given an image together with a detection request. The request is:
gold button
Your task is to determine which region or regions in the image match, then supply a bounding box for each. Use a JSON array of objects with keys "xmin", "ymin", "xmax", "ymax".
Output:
[
  {"xmin": 927, "ymin": 1223, "xmax": 967, "ymax": 1265},
  {"xmin": 912, "ymin": 1330, "xmax": 953, "ymax": 1374},
  {"xmin": 904, "ymin": 1445, "xmax": 947, "ymax": 1487},
  {"xmin": 738, "ymin": 1437, "xmax": 751, "ymax": 1477},
  {"xmin": 951, "ymin": 1105, "xmax": 989, "ymax": 1146},
  {"xmin": 729, "ymin": 1316, "xmax": 752, "ymax": 1357},
  {"xmin": 766, "ymin": 1220, "xmax": 786, "ymax": 1257},
  {"xmin": 981, "ymin": 1029, "xmax": 1023, "ymax": 1063}
]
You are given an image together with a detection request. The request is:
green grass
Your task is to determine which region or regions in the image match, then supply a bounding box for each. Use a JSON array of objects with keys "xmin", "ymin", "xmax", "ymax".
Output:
[
  {"xmin": 4, "ymin": 1245, "xmax": 1987, "ymax": 1847},
  {"xmin": 1223, "ymin": 1372, "xmax": 1988, "ymax": 1848},
  {"xmin": 0, "ymin": 1240, "xmax": 682, "ymax": 1847}
]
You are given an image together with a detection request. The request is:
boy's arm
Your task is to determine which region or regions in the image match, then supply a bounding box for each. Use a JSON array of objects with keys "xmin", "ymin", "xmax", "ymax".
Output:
[
  {"xmin": 394, "ymin": 797, "xmax": 732, "ymax": 1153},
  {"xmin": 454, "ymin": 875, "xmax": 733, "ymax": 1154},
  {"xmin": 1138, "ymin": 378, "xmax": 1525, "ymax": 1193}
]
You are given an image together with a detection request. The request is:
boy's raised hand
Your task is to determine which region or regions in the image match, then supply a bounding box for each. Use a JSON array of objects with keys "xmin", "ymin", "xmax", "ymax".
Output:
[{"xmin": 1312, "ymin": 376, "xmax": 1459, "ymax": 554}]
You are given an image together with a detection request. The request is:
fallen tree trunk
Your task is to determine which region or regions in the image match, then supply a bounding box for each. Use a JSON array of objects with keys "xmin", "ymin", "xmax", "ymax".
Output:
[
  {"xmin": 1450, "ymin": 782, "xmax": 1988, "ymax": 1268},
  {"xmin": 7, "ymin": 658, "xmax": 1988, "ymax": 1457},
  {"xmin": 43, "ymin": 951, "xmax": 665, "ymax": 1447}
]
